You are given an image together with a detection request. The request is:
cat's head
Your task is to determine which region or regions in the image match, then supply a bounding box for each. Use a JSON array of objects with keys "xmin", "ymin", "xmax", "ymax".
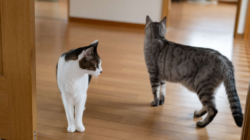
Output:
[
  {"xmin": 64, "ymin": 40, "xmax": 103, "ymax": 76},
  {"xmin": 145, "ymin": 16, "xmax": 167, "ymax": 39}
]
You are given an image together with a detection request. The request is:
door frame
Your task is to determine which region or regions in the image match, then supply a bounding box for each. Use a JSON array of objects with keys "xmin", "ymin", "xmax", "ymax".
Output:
[
  {"xmin": 244, "ymin": 0, "xmax": 250, "ymax": 40},
  {"xmin": 234, "ymin": 0, "xmax": 242, "ymax": 38},
  {"xmin": 162, "ymin": 0, "xmax": 171, "ymax": 27},
  {"xmin": 0, "ymin": 0, "xmax": 36, "ymax": 139},
  {"xmin": 241, "ymin": 79, "xmax": 250, "ymax": 140}
]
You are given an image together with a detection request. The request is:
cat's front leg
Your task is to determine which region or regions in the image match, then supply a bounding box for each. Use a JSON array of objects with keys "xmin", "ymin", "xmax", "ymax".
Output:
[
  {"xmin": 61, "ymin": 95, "xmax": 76, "ymax": 132},
  {"xmin": 75, "ymin": 94, "xmax": 87, "ymax": 132},
  {"xmin": 159, "ymin": 81, "xmax": 166, "ymax": 105},
  {"xmin": 150, "ymin": 75, "xmax": 160, "ymax": 107}
]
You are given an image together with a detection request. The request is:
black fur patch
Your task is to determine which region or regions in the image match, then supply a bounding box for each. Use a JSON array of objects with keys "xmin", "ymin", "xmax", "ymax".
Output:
[
  {"xmin": 88, "ymin": 75, "xmax": 92, "ymax": 85},
  {"xmin": 62, "ymin": 42, "xmax": 101, "ymax": 71},
  {"xmin": 56, "ymin": 63, "xmax": 58, "ymax": 78},
  {"xmin": 233, "ymin": 113, "xmax": 243, "ymax": 127},
  {"xmin": 159, "ymin": 96, "xmax": 165, "ymax": 105},
  {"xmin": 63, "ymin": 42, "xmax": 99, "ymax": 62}
]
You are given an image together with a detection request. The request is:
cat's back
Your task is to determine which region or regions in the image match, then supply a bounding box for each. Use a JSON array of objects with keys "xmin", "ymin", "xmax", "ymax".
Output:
[{"xmin": 166, "ymin": 41, "xmax": 225, "ymax": 59}]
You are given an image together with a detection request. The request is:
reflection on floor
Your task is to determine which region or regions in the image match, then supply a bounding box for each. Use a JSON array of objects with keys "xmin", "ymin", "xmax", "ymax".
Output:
[{"xmin": 35, "ymin": 1, "xmax": 250, "ymax": 140}]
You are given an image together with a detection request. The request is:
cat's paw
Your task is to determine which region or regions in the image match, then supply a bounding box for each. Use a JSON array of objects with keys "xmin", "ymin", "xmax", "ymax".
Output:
[
  {"xmin": 151, "ymin": 99, "xmax": 159, "ymax": 107},
  {"xmin": 196, "ymin": 121, "xmax": 207, "ymax": 128},
  {"xmin": 194, "ymin": 110, "xmax": 207, "ymax": 118},
  {"xmin": 76, "ymin": 123, "xmax": 85, "ymax": 132},
  {"xmin": 67, "ymin": 125, "xmax": 76, "ymax": 132},
  {"xmin": 159, "ymin": 96, "xmax": 165, "ymax": 105},
  {"xmin": 194, "ymin": 110, "xmax": 201, "ymax": 118}
]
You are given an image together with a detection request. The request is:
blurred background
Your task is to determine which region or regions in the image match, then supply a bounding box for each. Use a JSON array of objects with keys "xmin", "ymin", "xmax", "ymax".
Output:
[{"xmin": 35, "ymin": 0, "xmax": 250, "ymax": 140}]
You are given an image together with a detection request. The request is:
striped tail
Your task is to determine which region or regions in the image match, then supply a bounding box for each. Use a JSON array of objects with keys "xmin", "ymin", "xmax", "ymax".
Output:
[{"xmin": 223, "ymin": 66, "xmax": 243, "ymax": 127}]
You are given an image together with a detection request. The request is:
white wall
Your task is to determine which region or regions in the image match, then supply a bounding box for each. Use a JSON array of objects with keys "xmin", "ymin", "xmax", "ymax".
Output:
[
  {"xmin": 69, "ymin": 0, "xmax": 163, "ymax": 24},
  {"xmin": 237, "ymin": 0, "xmax": 249, "ymax": 34}
]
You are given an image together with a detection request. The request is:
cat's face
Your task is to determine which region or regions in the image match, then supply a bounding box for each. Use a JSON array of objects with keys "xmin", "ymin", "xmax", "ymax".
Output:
[
  {"xmin": 78, "ymin": 40, "xmax": 103, "ymax": 76},
  {"xmin": 64, "ymin": 40, "xmax": 103, "ymax": 76},
  {"xmin": 145, "ymin": 16, "xmax": 167, "ymax": 39}
]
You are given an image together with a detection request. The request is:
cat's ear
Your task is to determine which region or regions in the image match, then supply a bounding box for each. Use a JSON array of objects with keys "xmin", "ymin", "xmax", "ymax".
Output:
[
  {"xmin": 91, "ymin": 40, "xmax": 99, "ymax": 48},
  {"xmin": 78, "ymin": 47, "xmax": 94, "ymax": 60},
  {"xmin": 85, "ymin": 47, "xmax": 94, "ymax": 57},
  {"xmin": 160, "ymin": 16, "xmax": 167, "ymax": 26},
  {"xmin": 146, "ymin": 15, "xmax": 153, "ymax": 25}
]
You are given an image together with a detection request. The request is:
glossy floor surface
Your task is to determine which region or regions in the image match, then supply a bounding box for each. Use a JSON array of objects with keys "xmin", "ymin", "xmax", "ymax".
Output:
[{"xmin": 35, "ymin": 1, "xmax": 250, "ymax": 140}]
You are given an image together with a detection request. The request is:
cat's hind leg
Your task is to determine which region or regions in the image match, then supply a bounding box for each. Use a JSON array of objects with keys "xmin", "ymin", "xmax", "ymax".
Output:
[
  {"xmin": 75, "ymin": 93, "xmax": 87, "ymax": 132},
  {"xmin": 194, "ymin": 106, "xmax": 207, "ymax": 117},
  {"xmin": 196, "ymin": 92, "xmax": 218, "ymax": 128},
  {"xmin": 159, "ymin": 81, "xmax": 166, "ymax": 105},
  {"xmin": 194, "ymin": 71, "xmax": 222, "ymax": 127},
  {"xmin": 61, "ymin": 94, "xmax": 76, "ymax": 132}
]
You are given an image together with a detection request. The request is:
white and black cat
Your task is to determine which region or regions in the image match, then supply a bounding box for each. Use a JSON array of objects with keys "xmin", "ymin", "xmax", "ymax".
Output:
[{"xmin": 56, "ymin": 40, "xmax": 102, "ymax": 132}]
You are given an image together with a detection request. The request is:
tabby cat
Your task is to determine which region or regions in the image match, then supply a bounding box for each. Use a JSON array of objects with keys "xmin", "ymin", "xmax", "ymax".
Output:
[
  {"xmin": 144, "ymin": 16, "xmax": 243, "ymax": 128},
  {"xmin": 56, "ymin": 40, "xmax": 102, "ymax": 132}
]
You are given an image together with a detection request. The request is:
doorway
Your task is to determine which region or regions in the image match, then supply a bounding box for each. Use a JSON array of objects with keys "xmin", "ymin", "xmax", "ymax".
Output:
[
  {"xmin": 35, "ymin": 0, "xmax": 249, "ymax": 140},
  {"xmin": 167, "ymin": 1, "xmax": 237, "ymax": 58}
]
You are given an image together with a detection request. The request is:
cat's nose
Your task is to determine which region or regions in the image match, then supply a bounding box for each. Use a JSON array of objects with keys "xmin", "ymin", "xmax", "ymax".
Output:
[{"xmin": 100, "ymin": 71, "xmax": 103, "ymax": 73}]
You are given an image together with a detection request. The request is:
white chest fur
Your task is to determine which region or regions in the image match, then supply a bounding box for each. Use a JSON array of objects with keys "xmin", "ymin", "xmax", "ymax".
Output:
[{"xmin": 57, "ymin": 56, "xmax": 89, "ymax": 95}]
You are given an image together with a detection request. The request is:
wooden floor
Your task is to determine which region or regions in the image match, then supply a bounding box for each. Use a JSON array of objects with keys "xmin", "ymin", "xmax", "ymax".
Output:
[{"xmin": 35, "ymin": 1, "xmax": 250, "ymax": 140}]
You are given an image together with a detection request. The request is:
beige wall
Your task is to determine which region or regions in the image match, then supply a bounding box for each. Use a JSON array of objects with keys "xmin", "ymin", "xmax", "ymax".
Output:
[
  {"xmin": 237, "ymin": 0, "xmax": 249, "ymax": 34},
  {"xmin": 69, "ymin": 0, "xmax": 163, "ymax": 24}
]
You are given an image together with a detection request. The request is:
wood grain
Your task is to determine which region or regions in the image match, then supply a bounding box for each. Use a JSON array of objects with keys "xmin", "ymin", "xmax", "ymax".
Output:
[
  {"xmin": 234, "ymin": 0, "xmax": 242, "ymax": 38},
  {"xmin": 235, "ymin": 33, "xmax": 244, "ymax": 39},
  {"xmin": 67, "ymin": 0, "xmax": 70, "ymax": 20},
  {"xmin": 35, "ymin": 1, "xmax": 248, "ymax": 140},
  {"xmin": 244, "ymin": 0, "xmax": 250, "ymax": 40},
  {"xmin": 241, "ymin": 79, "xmax": 250, "ymax": 140},
  {"xmin": 69, "ymin": 17, "xmax": 145, "ymax": 29},
  {"xmin": 218, "ymin": 0, "xmax": 238, "ymax": 4},
  {"xmin": 0, "ymin": 0, "xmax": 3, "ymax": 76},
  {"xmin": 161, "ymin": 0, "xmax": 171, "ymax": 26},
  {"xmin": 0, "ymin": 0, "xmax": 10, "ymax": 139},
  {"xmin": 0, "ymin": 0, "xmax": 36, "ymax": 139}
]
